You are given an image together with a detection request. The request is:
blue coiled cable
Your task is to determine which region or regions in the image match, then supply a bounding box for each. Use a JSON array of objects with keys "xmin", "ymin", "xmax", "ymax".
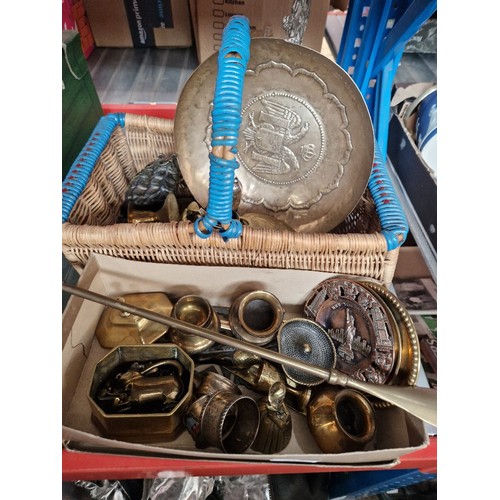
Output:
[
  {"xmin": 194, "ymin": 16, "xmax": 251, "ymax": 240},
  {"xmin": 62, "ymin": 113, "xmax": 125, "ymax": 222},
  {"xmin": 369, "ymin": 142, "xmax": 408, "ymax": 250}
]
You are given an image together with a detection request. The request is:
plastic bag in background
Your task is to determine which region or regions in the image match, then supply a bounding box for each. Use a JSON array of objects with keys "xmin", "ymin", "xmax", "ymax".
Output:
[
  {"xmin": 143, "ymin": 475, "xmax": 271, "ymax": 500},
  {"xmin": 208, "ymin": 475, "xmax": 271, "ymax": 500},
  {"xmin": 268, "ymin": 473, "xmax": 330, "ymax": 500},
  {"xmin": 67, "ymin": 480, "xmax": 135, "ymax": 500},
  {"xmin": 144, "ymin": 476, "xmax": 216, "ymax": 500}
]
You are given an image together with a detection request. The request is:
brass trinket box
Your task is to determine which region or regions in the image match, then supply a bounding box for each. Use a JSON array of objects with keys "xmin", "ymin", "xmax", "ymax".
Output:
[{"xmin": 88, "ymin": 344, "xmax": 194, "ymax": 442}]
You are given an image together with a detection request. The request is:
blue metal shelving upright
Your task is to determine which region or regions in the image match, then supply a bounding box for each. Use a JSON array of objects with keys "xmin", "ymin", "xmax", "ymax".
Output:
[
  {"xmin": 337, "ymin": 0, "xmax": 437, "ymax": 160},
  {"xmin": 331, "ymin": 1, "xmax": 438, "ymax": 496}
]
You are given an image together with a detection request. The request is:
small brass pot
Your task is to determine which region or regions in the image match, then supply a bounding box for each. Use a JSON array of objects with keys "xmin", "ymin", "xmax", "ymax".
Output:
[
  {"xmin": 169, "ymin": 295, "xmax": 217, "ymax": 354},
  {"xmin": 229, "ymin": 290, "xmax": 284, "ymax": 346},
  {"xmin": 307, "ymin": 386, "xmax": 376, "ymax": 453}
]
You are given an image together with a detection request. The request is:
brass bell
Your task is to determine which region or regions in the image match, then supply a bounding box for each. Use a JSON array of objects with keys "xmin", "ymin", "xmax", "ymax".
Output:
[{"xmin": 251, "ymin": 381, "xmax": 292, "ymax": 454}]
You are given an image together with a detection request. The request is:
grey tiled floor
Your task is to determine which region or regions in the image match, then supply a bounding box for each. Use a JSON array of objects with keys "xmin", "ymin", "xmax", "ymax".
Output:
[{"xmin": 87, "ymin": 45, "xmax": 198, "ymax": 104}]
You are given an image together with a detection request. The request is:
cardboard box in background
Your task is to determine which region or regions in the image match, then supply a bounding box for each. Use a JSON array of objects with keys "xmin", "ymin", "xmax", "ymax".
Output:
[
  {"xmin": 192, "ymin": 0, "xmax": 330, "ymax": 63},
  {"xmin": 394, "ymin": 247, "xmax": 432, "ymax": 281},
  {"xmin": 71, "ymin": 0, "xmax": 96, "ymax": 59},
  {"xmin": 62, "ymin": 254, "xmax": 429, "ymax": 466},
  {"xmin": 84, "ymin": 0, "xmax": 193, "ymax": 48}
]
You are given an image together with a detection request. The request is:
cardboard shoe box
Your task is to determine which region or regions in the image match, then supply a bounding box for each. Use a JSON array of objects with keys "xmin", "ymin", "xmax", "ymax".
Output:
[
  {"xmin": 388, "ymin": 84, "xmax": 437, "ymax": 254},
  {"xmin": 62, "ymin": 254, "xmax": 429, "ymax": 466},
  {"xmin": 190, "ymin": 0, "xmax": 330, "ymax": 63},
  {"xmin": 84, "ymin": 0, "xmax": 193, "ymax": 48}
]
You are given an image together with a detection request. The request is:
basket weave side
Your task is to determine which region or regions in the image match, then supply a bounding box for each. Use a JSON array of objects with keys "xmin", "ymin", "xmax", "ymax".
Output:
[
  {"xmin": 123, "ymin": 113, "xmax": 176, "ymax": 167},
  {"xmin": 67, "ymin": 128, "xmax": 136, "ymax": 225},
  {"xmin": 332, "ymin": 190, "xmax": 382, "ymax": 235},
  {"xmin": 62, "ymin": 221, "xmax": 392, "ymax": 281},
  {"xmin": 67, "ymin": 115, "xmax": 177, "ymax": 226},
  {"xmin": 62, "ymin": 113, "xmax": 398, "ymax": 286}
]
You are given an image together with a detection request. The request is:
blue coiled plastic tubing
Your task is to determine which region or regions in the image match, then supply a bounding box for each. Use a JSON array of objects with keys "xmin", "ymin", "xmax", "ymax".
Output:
[
  {"xmin": 369, "ymin": 143, "xmax": 408, "ymax": 250},
  {"xmin": 194, "ymin": 16, "xmax": 251, "ymax": 240}
]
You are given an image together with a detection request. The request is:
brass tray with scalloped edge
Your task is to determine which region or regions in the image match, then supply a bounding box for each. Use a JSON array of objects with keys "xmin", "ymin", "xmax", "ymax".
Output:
[{"xmin": 174, "ymin": 38, "xmax": 374, "ymax": 233}]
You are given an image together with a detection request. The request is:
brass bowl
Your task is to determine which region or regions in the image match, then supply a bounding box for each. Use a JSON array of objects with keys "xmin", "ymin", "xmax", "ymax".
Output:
[
  {"xmin": 307, "ymin": 386, "xmax": 376, "ymax": 453},
  {"xmin": 229, "ymin": 290, "xmax": 284, "ymax": 346},
  {"xmin": 175, "ymin": 38, "xmax": 374, "ymax": 233},
  {"xmin": 170, "ymin": 295, "xmax": 217, "ymax": 354},
  {"xmin": 88, "ymin": 344, "xmax": 194, "ymax": 443}
]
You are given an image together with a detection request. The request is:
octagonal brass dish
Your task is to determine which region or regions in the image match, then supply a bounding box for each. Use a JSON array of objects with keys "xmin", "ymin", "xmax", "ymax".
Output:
[{"xmin": 174, "ymin": 38, "xmax": 374, "ymax": 233}]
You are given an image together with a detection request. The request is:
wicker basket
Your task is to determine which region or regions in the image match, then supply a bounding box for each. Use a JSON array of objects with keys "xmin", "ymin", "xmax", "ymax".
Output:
[{"xmin": 62, "ymin": 112, "xmax": 406, "ymax": 286}]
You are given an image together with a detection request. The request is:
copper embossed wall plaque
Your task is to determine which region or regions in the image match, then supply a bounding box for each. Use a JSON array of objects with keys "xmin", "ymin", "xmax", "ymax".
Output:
[
  {"xmin": 304, "ymin": 278, "xmax": 396, "ymax": 384},
  {"xmin": 175, "ymin": 38, "xmax": 374, "ymax": 233}
]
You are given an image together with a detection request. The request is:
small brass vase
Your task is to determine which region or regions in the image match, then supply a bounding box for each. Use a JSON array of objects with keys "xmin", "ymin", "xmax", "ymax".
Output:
[
  {"xmin": 229, "ymin": 290, "xmax": 284, "ymax": 346},
  {"xmin": 307, "ymin": 386, "xmax": 376, "ymax": 453},
  {"xmin": 169, "ymin": 295, "xmax": 218, "ymax": 354}
]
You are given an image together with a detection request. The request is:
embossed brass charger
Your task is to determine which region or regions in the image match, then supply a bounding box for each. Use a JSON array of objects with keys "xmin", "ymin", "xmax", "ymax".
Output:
[
  {"xmin": 303, "ymin": 276, "xmax": 420, "ymax": 388},
  {"xmin": 304, "ymin": 278, "xmax": 398, "ymax": 385},
  {"xmin": 175, "ymin": 38, "xmax": 375, "ymax": 233}
]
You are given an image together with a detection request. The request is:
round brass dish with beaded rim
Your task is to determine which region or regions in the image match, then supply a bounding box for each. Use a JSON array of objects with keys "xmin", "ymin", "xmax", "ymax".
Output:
[
  {"xmin": 174, "ymin": 38, "xmax": 374, "ymax": 233},
  {"xmin": 361, "ymin": 282, "xmax": 420, "ymax": 388},
  {"xmin": 373, "ymin": 293, "xmax": 402, "ymax": 386},
  {"xmin": 304, "ymin": 278, "xmax": 397, "ymax": 385}
]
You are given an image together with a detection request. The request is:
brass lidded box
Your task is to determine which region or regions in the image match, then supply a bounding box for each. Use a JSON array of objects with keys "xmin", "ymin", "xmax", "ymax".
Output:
[{"xmin": 88, "ymin": 344, "xmax": 194, "ymax": 442}]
